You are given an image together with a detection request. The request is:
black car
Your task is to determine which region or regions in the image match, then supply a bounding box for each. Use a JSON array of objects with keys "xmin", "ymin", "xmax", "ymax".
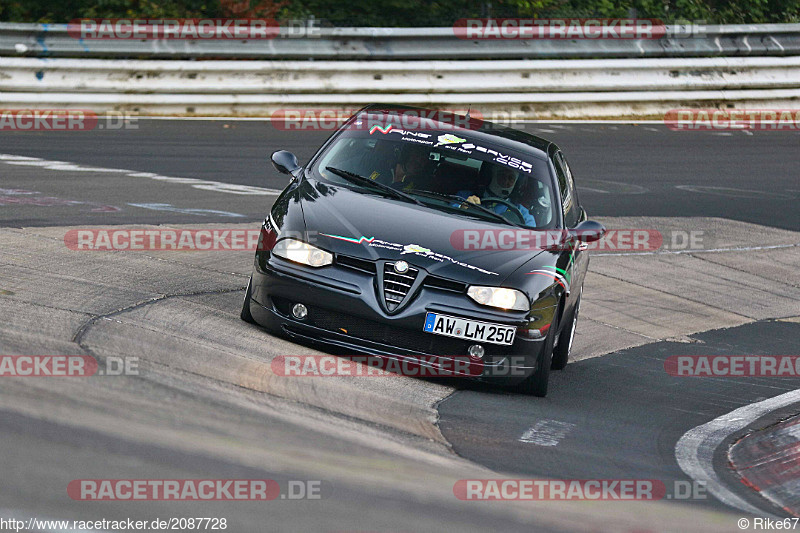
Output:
[{"xmin": 242, "ymin": 105, "xmax": 605, "ymax": 396}]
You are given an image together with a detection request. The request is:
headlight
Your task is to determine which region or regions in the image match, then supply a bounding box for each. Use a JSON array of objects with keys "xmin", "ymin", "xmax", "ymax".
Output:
[
  {"xmin": 467, "ymin": 286, "xmax": 529, "ymax": 311},
  {"xmin": 272, "ymin": 238, "xmax": 333, "ymax": 267}
]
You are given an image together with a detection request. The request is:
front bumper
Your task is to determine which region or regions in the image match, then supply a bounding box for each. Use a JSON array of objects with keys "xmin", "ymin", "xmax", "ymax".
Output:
[{"xmin": 249, "ymin": 255, "xmax": 549, "ymax": 385}]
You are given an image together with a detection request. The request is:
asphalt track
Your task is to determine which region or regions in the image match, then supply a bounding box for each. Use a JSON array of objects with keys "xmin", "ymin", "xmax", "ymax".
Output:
[
  {"xmin": 440, "ymin": 320, "xmax": 800, "ymax": 516},
  {"xmin": 0, "ymin": 120, "xmax": 797, "ymax": 229},
  {"xmin": 0, "ymin": 120, "xmax": 799, "ymax": 532}
]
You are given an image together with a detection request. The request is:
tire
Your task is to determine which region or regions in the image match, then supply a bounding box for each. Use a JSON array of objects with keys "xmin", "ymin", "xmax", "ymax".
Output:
[
  {"xmin": 516, "ymin": 304, "xmax": 560, "ymax": 397},
  {"xmin": 551, "ymin": 286, "xmax": 581, "ymax": 370},
  {"xmin": 240, "ymin": 276, "xmax": 256, "ymax": 324}
]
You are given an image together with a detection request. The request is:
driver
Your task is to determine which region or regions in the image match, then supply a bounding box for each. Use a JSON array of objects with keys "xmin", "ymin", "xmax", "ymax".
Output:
[{"xmin": 456, "ymin": 164, "xmax": 538, "ymax": 226}]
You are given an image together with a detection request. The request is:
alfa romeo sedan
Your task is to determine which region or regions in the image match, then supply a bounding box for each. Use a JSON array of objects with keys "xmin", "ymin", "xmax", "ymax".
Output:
[{"xmin": 242, "ymin": 105, "xmax": 604, "ymax": 396}]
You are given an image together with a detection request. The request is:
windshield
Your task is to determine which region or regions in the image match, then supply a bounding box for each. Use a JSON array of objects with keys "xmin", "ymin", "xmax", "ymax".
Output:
[{"xmin": 310, "ymin": 120, "xmax": 556, "ymax": 229}]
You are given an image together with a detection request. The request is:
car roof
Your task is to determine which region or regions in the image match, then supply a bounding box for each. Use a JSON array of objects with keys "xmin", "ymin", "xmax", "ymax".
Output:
[{"xmin": 360, "ymin": 104, "xmax": 555, "ymax": 161}]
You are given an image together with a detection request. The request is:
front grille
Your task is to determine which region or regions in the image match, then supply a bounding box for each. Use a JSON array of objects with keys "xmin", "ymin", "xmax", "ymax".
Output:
[
  {"xmin": 337, "ymin": 256, "xmax": 466, "ymax": 297},
  {"xmin": 383, "ymin": 262, "xmax": 418, "ymax": 311}
]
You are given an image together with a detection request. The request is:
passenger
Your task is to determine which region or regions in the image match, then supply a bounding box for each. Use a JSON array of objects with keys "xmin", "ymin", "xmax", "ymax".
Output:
[{"xmin": 387, "ymin": 147, "xmax": 433, "ymax": 191}]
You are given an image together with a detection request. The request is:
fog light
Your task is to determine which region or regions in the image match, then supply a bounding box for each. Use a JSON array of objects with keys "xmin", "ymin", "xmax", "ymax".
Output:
[
  {"xmin": 292, "ymin": 303, "xmax": 308, "ymax": 320},
  {"xmin": 468, "ymin": 344, "xmax": 485, "ymax": 361}
]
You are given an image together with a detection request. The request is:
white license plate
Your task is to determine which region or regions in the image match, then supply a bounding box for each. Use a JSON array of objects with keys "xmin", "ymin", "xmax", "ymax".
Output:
[{"xmin": 423, "ymin": 312, "xmax": 516, "ymax": 345}]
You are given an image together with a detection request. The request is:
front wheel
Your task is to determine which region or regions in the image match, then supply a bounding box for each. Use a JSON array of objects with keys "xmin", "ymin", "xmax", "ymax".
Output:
[
  {"xmin": 516, "ymin": 304, "xmax": 560, "ymax": 397},
  {"xmin": 240, "ymin": 276, "xmax": 255, "ymax": 324},
  {"xmin": 551, "ymin": 286, "xmax": 581, "ymax": 370}
]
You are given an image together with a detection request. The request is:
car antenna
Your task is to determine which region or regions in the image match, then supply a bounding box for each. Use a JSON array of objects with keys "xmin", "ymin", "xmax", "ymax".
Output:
[{"xmin": 465, "ymin": 105, "xmax": 471, "ymax": 121}]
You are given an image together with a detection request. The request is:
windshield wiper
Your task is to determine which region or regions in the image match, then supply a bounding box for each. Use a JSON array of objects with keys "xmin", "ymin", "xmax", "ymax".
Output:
[
  {"xmin": 405, "ymin": 189, "xmax": 524, "ymax": 228},
  {"xmin": 325, "ymin": 167, "xmax": 425, "ymax": 207}
]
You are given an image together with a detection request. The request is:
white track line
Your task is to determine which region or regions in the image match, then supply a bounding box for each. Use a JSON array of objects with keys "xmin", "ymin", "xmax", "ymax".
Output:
[
  {"xmin": 0, "ymin": 154, "xmax": 281, "ymax": 196},
  {"xmin": 675, "ymin": 389, "xmax": 800, "ymax": 516}
]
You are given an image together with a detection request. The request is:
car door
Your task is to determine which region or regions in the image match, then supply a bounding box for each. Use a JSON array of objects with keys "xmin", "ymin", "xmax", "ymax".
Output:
[{"xmin": 553, "ymin": 151, "xmax": 589, "ymax": 298}]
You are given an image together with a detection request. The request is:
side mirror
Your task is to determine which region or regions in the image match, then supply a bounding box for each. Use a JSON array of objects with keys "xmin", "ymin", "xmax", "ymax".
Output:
[
  {"xmin": 271, "ymin": 150, "xmax": 301, "ymax": 177},
  {"xmin": 570, "ymin": 220, "xmax": 606, "ymax": 243}
]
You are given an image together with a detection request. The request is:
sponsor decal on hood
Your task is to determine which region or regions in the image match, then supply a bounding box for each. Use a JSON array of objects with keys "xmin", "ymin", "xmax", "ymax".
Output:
[
  {"xmin": 320, "ymin": 234, "xmax": 499, "ymax": 276},
  {"xmin": 435, "ymin": 134, "xmax": 467, "ymax": 147}
]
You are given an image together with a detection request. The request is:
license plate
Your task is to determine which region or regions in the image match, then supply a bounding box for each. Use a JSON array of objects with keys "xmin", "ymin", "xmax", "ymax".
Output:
[{"xmin": 423, "ymin": 312, "xmax": 516, "ymax": 345}]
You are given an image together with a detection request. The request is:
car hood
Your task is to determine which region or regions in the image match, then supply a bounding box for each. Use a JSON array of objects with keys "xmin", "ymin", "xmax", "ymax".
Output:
[{"xmin": 299, "ymin": 179, "xmax": 547, "ymax": 283}]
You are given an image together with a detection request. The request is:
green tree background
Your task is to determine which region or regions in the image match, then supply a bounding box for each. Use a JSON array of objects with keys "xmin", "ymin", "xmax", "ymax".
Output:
[{"xmin": 1, "ymin": 0, "xmax": 797, "ymax": 24}]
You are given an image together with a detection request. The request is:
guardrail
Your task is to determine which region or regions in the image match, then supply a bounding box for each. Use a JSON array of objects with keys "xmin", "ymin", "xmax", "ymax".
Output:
[
  {"xmin": 3, "ymin": 57, "xmax": 799, "ymax": 94},
  {"xmin": 1, "ymin": 22, "xmax": 799, "ymax": 117},
  {"xmin": 2, "ymin": 22, "xmax": 800, "ymax": 59}
]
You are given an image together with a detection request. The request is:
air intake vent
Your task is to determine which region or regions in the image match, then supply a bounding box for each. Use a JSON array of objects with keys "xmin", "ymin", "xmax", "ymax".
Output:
[
  {"xmin": 424, "ymin": 276, "xmax": 467, "ymax": 293},
  {"xmin": 383, "ymin": 262, "xmax": 418, "ymax": 312},
  {"xmin": 336, "ymin": 255, "xmax": 377, "ymax": 274}
]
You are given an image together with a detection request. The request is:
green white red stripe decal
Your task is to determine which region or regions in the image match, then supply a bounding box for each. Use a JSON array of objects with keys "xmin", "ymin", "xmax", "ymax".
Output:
[
  {"xmin": 526, "ymin": 270, "xmax": 570, "ymax": 291},
  {"xmin": 320, "ymin": 233, "xmax": 376, "ymax": 244}
]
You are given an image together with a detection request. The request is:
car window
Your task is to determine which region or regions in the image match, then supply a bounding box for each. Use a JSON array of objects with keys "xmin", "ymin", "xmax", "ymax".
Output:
[
  {"xmin": 312, "ymin": 124, "xmax": 556, "ymax": 229},
  {"xmin": 553, "ymin": 152, "xmax": 580, "ymax": 228},
  {"xmin": 560, "ymin": 154, "xmax": 583, "ymax": 226}
]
